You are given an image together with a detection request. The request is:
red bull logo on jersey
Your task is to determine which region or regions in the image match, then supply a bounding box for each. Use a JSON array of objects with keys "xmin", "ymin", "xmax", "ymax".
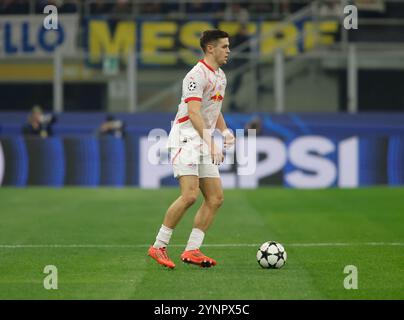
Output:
[{"xmin": 210, "ymin": 91, "xmax": 223, "ymax": 101}]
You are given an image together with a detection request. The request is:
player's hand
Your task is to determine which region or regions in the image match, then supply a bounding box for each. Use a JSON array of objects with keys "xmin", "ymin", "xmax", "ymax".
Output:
[
  {"xmin": 222, "ymin": 129, "xmax": 235, "ymax": 150},
  {"xmin": 211, "ymin": 143, "xmax": 224, "ymax": 165}
]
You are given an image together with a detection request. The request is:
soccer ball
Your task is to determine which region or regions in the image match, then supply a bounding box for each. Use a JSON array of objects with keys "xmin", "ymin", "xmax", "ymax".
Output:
[{"xmin": 256, "ymin": 241, "xmax": 287, "ymax": 269}]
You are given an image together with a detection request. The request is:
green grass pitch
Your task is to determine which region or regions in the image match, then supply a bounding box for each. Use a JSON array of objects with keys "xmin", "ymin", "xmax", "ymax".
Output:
[{"xmin": 0, "ymin": 187, "xmax": 403, "ymax": 300}]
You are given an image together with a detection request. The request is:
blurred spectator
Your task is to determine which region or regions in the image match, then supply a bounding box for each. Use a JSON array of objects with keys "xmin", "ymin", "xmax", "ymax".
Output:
[
  {"xmin": 90, "ymin": 0, "xmax": 114, "ymax": 15},
  {"xmin": 224, "ymin": 3, "xmax": 250, "ymax": 24},
  {"xmin": 228, "ymin": 24, "xmax": 251, "ymax": 112},
  {"xmin": 209, "ymin": 0, "xmax": 226, "ymax": 17},
  {"xmin": 0, "ymin": 0, "xmax": 29, "ymax": 14},
  {"xmin": 318, "ymin": 0, "xmax": 343, "ymax": 17},
  {"xmin": 164, "ymin": 0, "xmax": 224, "ymax": 18},
  {"xmin": 384, "ymin": 0, "xmax": 404, "ymax": 18},
  {"xmin": 161, "ymin": 0, "xmax": 179, "ymax": 15},
  {"xmin": 248, "ymin": 0, "xmax": 293, "ymax": 18},
  {"xmin": 279, "ymin": 0, "xmax": 291, "ymax": 15},
  {"xmin": 22, "ymin": 105, "xmax": 56, "ymax": 138},
  {"xmin": 161, "ymin": 0, "xmax": 179, "ymax": 18},
  {"xmin": 249, "ymin": 2, "xmax": 272, "ymax": 18},
  {"xmin": 0, "ymin": 0, "xmax": 13, "ymax": 14},
  {"xmin": 244, "ymin": 115, "xmax": 263, "ymax": 136},
  {"xmin": 288, "ymin": 0, "xmax": 308, "ymax": 14},
  {"xmin": 141, "ymin": 2, "xmax": 162, "ymax": 15},
  {"xmin": 355, "ymin": 0, "xmax": 387, "ymax": 18},
  {"xmin": 97, "ymin": 114, "xmax": 126, "ymax": 139},
  {"xmin": 186, "ymin": 0, "xmax": 211, "ymax": 14},
  {"xmin": 36, "ymin": 0, "xmax": 78, "ymax": 14},
  {"xmin": 111, "ymin": 0, "xmax": 131, "ymax": 16}
]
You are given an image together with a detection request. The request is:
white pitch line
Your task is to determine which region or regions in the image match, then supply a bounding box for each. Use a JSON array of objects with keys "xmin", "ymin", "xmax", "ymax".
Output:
[{"xmin": 0, "ymin": 242, "xmax": 403, "ymax": 249}]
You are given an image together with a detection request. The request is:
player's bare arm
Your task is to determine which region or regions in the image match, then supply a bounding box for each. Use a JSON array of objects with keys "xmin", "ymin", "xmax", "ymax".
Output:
[
  {"xmin": 216, "ymin": 112, "xmax": 235, "ymax": 149},
  {"xmin": 215, "ymin": 112, "xmax": 227, "ymax": 133},
  {"xmin": 188, "ymin": 100, "xmax": 224, "ymax": 164}
]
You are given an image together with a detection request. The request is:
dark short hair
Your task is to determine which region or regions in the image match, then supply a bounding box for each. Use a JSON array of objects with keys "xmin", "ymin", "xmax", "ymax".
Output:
[{"xmin": 200, "ymin": 29, "xmax": 229, "ymax": 53}]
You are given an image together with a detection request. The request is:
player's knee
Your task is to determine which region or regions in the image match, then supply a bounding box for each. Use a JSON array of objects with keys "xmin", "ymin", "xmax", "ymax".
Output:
[
  {"xmin": 182, "ymin": 193, "xmax": 198, "ymax": 207},
  {"xmin": 207, "ymin": 194, "xmax": 224, "ymax": 209}
]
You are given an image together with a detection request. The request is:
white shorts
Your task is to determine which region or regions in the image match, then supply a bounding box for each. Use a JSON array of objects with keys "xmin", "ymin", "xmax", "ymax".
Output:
[{"xmin": 170, "ymin": 144, "xmax": 220, "ymax": 179}]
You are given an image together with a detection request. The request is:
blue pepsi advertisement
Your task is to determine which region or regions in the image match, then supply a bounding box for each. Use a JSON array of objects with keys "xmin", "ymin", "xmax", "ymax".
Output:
[{"xmin": 0, "ymin": 112, "xmax": 403, "ymax": 189}]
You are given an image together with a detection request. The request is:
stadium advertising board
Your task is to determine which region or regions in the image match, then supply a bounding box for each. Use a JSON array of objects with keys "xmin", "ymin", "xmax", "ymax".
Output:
[
  {"xmin": 140, "ymin": 135, "xmax": 359, "ymax": 189},
  {"xmin": 0, "ymin": 14, "xmax": 78, "ymax": 57},
  {"xmin": 86, "ymin": 19, "xmax": 338, "ymax": 65},
  {"xmin": 1, "ymin": 113, "xmax": 403, "ymax": 189}
]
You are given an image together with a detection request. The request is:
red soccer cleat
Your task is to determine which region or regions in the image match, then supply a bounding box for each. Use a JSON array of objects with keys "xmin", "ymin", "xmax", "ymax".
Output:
[
  {"xmin": 180, "ymin": 249, "xmax": 217, "ymax": 268},
  {"xmin": 148, "ymin": 246, "xmax": 176, "ymax": 269}
]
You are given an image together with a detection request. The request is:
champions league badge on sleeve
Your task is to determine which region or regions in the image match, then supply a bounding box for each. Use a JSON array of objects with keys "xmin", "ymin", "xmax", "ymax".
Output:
[{"xmin": 188, "ymin": 81, "xmax": 197, "ymax": 91}]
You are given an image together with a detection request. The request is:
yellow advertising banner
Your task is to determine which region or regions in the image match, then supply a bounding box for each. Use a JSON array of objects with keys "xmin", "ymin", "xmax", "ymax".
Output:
[{"xmin": 87, "ymin": 20, "xmax": 339, "ymax": 65}]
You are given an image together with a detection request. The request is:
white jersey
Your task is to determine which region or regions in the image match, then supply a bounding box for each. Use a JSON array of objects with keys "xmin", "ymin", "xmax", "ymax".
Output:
[{"xmin": 167, "ymin": 59, "xmax": 227, "ymax": 149}]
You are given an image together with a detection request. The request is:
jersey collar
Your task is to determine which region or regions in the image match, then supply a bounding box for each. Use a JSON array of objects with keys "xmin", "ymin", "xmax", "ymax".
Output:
[{"xmin": 199, "ymin": 59, "xmax": 217, "ymax": 73}]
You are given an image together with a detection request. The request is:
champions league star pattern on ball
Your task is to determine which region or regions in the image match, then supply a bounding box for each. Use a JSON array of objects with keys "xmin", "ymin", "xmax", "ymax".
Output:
[{"xmin": 256, "ymin": 241, "xmax": 287, "ymax": 269}]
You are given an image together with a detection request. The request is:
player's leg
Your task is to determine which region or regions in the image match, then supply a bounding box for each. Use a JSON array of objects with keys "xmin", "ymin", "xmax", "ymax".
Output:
[
  {"xmin": 152, "ymin": 175, "xmax": 199, "ymax": 248},
  {"xmin": 192, "ymin": 177, "xmax": 224, "ymax": 232},
  {"xmin": 148, "ymin": 175, "xmax": 199, "ymax": 268},
  {"xmin": 162, "ymin": 175, "xmax": 200, "ymax": 229},
  {"xmin": 181, "ymin": 168, "xmax": 223, "ymax": 267}
]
